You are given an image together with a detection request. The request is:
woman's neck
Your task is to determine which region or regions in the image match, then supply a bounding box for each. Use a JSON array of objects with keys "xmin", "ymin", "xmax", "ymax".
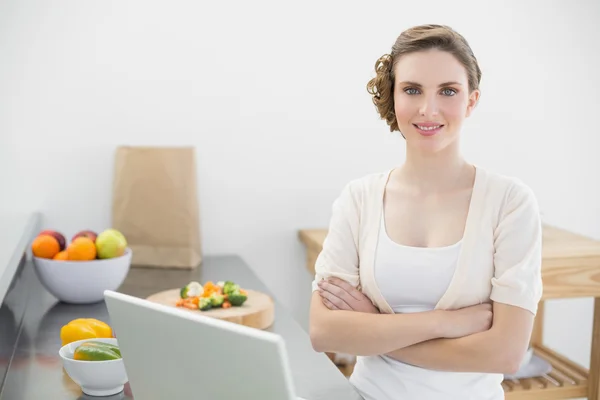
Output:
[{"xmin": 397, "ymin": 145, "xmax": 473, "ymax": 194}]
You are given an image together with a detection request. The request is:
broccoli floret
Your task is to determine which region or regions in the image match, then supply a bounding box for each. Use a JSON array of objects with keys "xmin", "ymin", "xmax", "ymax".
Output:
[
  {"xmin": 198, "ymin": 297, "xmax": 213, "ymax": 311},
  {"xmin": 210, "ymin": 293, "xmax": 225, "ymax": 307},
  {"xmin": 228, "ymin": 293, "xmax": 247, "ymax": 307},
  {"xmin": 222, "ymin": 281, "xmax": 240, "ymax": 296},
  {"xmin": 180, "ymin": 281, "xmax": 203, "ymax": 299}
]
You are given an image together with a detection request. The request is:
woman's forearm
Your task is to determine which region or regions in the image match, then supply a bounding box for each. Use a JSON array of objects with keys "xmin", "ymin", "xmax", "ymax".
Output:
[
  {"xmin": 388, "ymin": 303, "xmax": 534, "ymax": 374},
  {"xmin": 386, "ymin": 303, "xmax": 533, "ymax": 375},
  {"xmin": 386, "ymin": 329, "xmax": 514, "ymax": 374},
  {"xmin": 309, "ymin": 293, "xmax": 445, "ymax": 356}
]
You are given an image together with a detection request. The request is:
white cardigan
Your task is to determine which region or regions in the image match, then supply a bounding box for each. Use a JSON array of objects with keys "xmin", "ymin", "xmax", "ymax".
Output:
[{"xmin": 312, "ymin": 165, "xmax": 543, "ymax": 316}]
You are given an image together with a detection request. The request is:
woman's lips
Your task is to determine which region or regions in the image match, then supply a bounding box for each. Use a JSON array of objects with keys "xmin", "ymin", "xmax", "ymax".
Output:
[{"xmin": 413, "ymin": 123, "xmax": 444, "ymax": 136}]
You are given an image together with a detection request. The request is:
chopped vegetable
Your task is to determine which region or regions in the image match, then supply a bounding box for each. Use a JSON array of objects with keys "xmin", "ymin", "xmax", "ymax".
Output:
[
  {"xmin": 209, "ymin": 293, "xmax": 225, "ymax": 307},
  {"xmin": 180, "ymin": 281, "xmax": 203, "ymax": 299},
  {"xmin": 222, "ymin": 281, "xmax": 240, "ymax": 296},
  {"xmin": 175, "ymin": 280, "xmax": 250, "ymax": 311},
  {"xmin": 202, "ymin": 281, "xmax": 220, "ymax": 298},
  {"xmin": 79, "ymin": 341, "xmax": 122, "ymax": 357},
  {"xmin": 228, "ymin": 292, "xmax": 248, "ymax": 306},
  {"xmin": 74, "ymin": 342, "xmax": 121, "ymax": 361},
  {"xmin": 198, "ymin": 297, "xmax": 213, "ymax": 311},
  {"xmin": 203, "ymin": 281, "xmax": 218, "ymax": 291}
]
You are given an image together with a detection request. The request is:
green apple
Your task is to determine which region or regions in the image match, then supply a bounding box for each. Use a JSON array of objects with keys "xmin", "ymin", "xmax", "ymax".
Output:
[{"xmin": 95, "ymin": 229, "xmax": 127, "ymax": 259}]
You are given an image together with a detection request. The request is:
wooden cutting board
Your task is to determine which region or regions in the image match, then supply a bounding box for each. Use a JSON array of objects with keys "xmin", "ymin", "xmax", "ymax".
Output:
[{"xmin": 146, "ymin": 289, "xmax": 275, "ymax": 330}]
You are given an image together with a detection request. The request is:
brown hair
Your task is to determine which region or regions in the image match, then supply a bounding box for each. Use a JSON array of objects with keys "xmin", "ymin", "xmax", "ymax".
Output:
[{"xmin": 366, "ymin": 24, "xmax": 482, "ymax": 132}]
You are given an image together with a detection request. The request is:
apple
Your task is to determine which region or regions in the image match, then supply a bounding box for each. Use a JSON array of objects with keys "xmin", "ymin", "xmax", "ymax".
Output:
[
  {"xmin": 39, "ymin": 230, "xmax": 67, "ymax": 251},
  {"xmin": 71, "ymin": 230, "xmax": 98, "ymax": 243},
  {"xmin": 95, "ymin": 229, "xmax": 127, "ymax": 259}
]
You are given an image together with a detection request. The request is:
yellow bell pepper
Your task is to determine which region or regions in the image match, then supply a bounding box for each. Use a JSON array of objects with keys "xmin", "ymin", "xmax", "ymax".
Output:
[{"xmin": 60, "ymin": 318, "xmax": 113, "ymax": 346}]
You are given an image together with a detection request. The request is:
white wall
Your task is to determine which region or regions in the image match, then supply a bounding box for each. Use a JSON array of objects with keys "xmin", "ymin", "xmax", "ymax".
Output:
[{"xmin": 1, "ymin": 0, "xmax": 599, "ymax": 383}]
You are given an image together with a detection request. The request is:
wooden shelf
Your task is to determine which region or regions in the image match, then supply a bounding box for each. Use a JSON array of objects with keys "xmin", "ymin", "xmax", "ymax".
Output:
[{"xmin": 502, "ymin": 345, "xmax": 588, "ymax": 399}]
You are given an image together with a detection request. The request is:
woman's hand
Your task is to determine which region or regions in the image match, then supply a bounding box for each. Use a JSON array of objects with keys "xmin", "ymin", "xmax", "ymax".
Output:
[
  {"xmin": 317, "ymin": 277, "xmax": 380, "ymax": 314},
  {"xmin": 438, "ymin": 303, "xmax": 493, "ymax": 338}
]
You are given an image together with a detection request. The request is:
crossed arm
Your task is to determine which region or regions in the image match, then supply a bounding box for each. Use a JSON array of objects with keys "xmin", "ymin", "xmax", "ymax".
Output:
[
  {"xmin": 385, "ymin": 301, "xmax": 534, "ymax": 374},
  {"xmin": 312, "ymin": 278, "xmax": 535, "ymax": 375}
]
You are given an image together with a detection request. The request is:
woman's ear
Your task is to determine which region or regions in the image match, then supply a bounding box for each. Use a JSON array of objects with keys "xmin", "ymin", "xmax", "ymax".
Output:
[{"xmin": 465, "ymin": 89, "xmax": 481, "ymax": 117}]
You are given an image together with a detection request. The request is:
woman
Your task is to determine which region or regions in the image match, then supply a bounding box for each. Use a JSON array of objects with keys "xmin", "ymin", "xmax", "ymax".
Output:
[{"xmin": 309, "ymin": 24, "xmax": 543, "ymax": 400}]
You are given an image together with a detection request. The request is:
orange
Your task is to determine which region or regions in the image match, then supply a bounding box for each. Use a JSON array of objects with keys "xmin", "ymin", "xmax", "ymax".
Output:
[
  {"xmin": 32, "ymin": 235, "xmax": 60, "ymax": 259},
  {"xmin": 53, "ymin": 250, "xmax": 68, "ymax": 261},
  {"xmin": 67, "ymin": 237, "xmax": 97, "ymax": 261}
]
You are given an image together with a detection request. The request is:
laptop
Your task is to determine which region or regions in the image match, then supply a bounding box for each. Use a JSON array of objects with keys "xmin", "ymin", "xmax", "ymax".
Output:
[{"xmin": 103, "ymin": 290, "xmax": 308, "ymax": 400}]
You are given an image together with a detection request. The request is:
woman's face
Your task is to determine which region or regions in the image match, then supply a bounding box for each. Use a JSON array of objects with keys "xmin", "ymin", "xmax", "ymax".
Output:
[{"xmin": 393, "ymin": 49, "xmax": 479, "ymax": 153}]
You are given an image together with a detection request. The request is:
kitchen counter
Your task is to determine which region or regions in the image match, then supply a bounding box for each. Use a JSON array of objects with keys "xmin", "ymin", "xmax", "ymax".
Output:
[
  {"xmin": 0, "ymin": 212, "xmax": 40, "ymax": 393},
  {"xmin": 0, "ymin": 213, "xmax": 39, "ymax": 306},
  {"xmin": 0, "ymin": 221, "xmax": 362, "ymax": 399}
]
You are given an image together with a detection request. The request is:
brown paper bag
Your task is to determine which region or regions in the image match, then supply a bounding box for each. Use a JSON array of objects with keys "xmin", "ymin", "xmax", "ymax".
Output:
[{"xmin": 111, "ymin": 146, "xmax": 202, "ymax": 269}]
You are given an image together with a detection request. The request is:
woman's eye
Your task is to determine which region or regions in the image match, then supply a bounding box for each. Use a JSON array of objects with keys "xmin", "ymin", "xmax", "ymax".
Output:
[
  {"xmin": 441, "ymin": 88, "xmax": 457, "ymax": 96},
  {"xmin": 404, "ymin": 88, "xmax": 420, "ymax": 95}
]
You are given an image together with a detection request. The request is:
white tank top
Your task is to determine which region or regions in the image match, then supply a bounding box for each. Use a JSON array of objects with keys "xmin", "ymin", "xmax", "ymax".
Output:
[
  {"xmin": 348, "ymin": 211, "xmax": 504, "ymax": 400},
  {"xmin": 374, "ymin": 212, "xmax": 460, "ymax": 313}
]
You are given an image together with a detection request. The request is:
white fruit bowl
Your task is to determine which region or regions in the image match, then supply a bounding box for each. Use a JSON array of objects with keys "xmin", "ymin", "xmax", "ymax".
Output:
[
  {"xmin": 33, "ymin": 249, "xmax": 132, "ymax": 304},
  {"xmin": 59, "ymin": 338, "xmax": 128, "ymax": 396}
]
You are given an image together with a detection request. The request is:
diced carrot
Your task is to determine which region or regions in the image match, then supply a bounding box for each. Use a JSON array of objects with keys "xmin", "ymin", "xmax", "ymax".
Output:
[
  {"xmin": 240, "ymin": 289, "xmax": 247, "ymax": 295},
  {"xmin": 183, "ymin": 302, "xmax": 197, "ymax": 310},
  {"xmin": 176, "ymin": 299, "xmax": 184, "ymax": 306},
  {"xmin": 222, "ymin": 301, "xmax": 232, "ymax": 309},
  {"xmin": 191, "ymin": 297, "xmax": 200, "ymax": 305}
]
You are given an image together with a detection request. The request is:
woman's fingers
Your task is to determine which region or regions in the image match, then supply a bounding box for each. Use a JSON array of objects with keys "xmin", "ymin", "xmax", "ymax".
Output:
[
  {"xmin": 318, "ymin": 277, "xmax": 380, "ymax": 314},
  {"xmin": 318, "ymin": 287, "xmax": 352, "ymax": 310},
  {"xmin": 321, "ymin": 297, "xmax": 339, "ymax": 310},
  {"xmin": 318, "ymin": 280, "xmax": 353, "ymax": 304},
  {"xmin": 326, "ymin": 277, "xmax": 365, "ymax": 301}
]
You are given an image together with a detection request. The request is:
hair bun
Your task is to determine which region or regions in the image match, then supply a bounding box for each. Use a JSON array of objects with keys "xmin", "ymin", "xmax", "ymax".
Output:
[{"xmin": 375, "ymin": 54, "xmax": 393, "ymax": 74}]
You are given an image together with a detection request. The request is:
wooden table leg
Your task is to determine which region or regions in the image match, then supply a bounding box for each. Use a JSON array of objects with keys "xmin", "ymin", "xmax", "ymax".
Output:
[
  {"xmin": 588, "ymin": 297, "xmax": 600, "ymax": 400},
  {"xmin": 530, "ymin": 300, "xmax": 544, "ymax": 346}
]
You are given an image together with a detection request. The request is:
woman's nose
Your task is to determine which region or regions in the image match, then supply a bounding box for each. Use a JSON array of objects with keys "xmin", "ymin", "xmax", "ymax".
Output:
[{"xmin": 419, "ymin": 96, "xmax": 439, "ymax": 116}]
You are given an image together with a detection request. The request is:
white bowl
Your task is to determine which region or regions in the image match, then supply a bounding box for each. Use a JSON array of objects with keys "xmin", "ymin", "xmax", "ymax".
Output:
[
  {"xmin": 517, "ymin": 347, "xmax": 534, "ymax": 371},
  {"xmin": 33, "ymin": 249, "xmax": 132, "ymax": 304},
  {"xmin": 59, "ymin": 338, "xmax": 128, "ymax": 397}
]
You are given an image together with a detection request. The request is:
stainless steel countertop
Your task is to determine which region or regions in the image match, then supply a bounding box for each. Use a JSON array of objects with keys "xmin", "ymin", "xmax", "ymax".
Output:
[
  {"xmin": 0, "ymin": 213, "xmax": 39, "ymax": 306},
  {"xmin": 0, "ymin": 252, "xmax": 363, "ymax": 400}
]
